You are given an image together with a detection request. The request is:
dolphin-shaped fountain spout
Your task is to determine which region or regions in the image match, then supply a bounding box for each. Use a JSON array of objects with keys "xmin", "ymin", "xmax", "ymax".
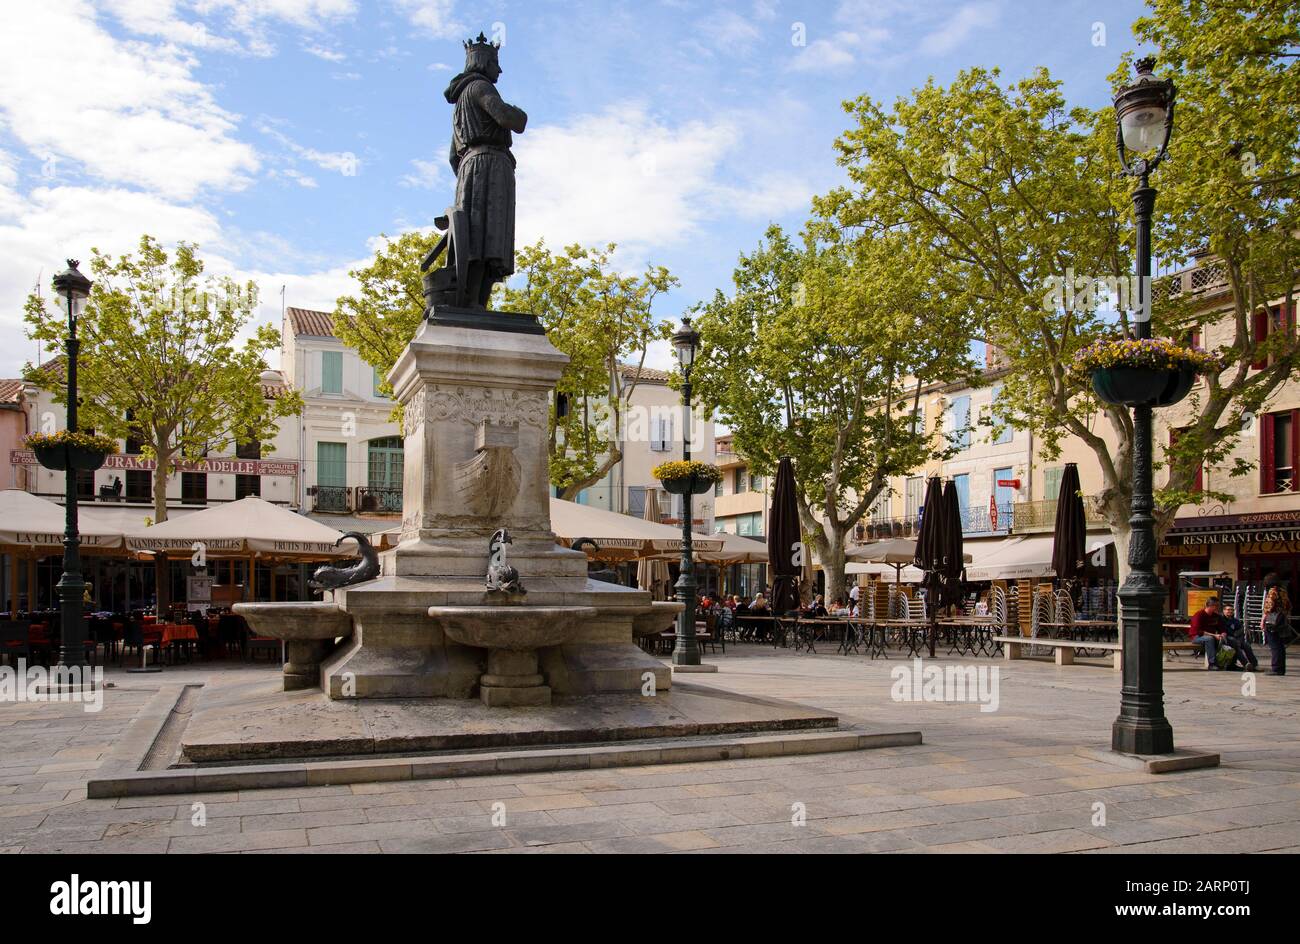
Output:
[{"xmin": 308, "ymin": 532, "xmax": 380, "ymax": 591}]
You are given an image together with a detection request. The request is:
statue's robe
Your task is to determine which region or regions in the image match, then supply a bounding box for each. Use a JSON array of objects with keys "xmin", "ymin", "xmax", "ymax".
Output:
[{"xmin": 443, "ymin": 71, "xmax": 528, "ymax": 282}]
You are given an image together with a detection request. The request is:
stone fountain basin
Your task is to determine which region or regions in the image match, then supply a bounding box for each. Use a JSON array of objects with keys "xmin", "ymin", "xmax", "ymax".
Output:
[
  {"xmin": 234, "ymin": 602, "xmax": 353, "ymax": 640},
  {"xmin": 428, "ymin": 605, "xmax": 598, "ymax": 651},
  {"xmin": 615, "ymin": 601, "xmax": 684, "ymax": 638}
]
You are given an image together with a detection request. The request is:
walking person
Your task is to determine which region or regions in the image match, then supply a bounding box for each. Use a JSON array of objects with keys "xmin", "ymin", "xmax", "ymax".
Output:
[{"xmin": 1262, "ymin": 575, "xmax": 1292, "ymax": 676}]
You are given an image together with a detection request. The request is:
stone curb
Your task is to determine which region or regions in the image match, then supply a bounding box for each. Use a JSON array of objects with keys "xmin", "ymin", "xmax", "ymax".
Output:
[
  {"xmin": 1073, "ymin": 745, "xmax": 1222, "ymax": 774},
  {"xmin": 87, "ymin": 728, "xmax": 922, "ymax": 798}
]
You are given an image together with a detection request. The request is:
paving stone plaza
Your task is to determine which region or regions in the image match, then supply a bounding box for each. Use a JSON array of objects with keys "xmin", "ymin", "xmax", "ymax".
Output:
[
  {"xmin": 3, "ymin": 648, "xmax": 1296, "ymax": 855},
  {"xmin": 1, "ymin": 2, "xmax": 1296, "ymax": 906}
]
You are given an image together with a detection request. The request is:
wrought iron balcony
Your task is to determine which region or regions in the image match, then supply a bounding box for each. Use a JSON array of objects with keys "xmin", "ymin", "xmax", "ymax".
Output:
[
  {"xmin": 1012, "ymin": 498, "xmax": 1107, "ymax": 533},
  {"xmin": 310, "ymin": 485, "xmax": 351, "ymax": 514},
  {"xmin": 355, "ymin": 485, "xmax": 402, "ymax": 514}
]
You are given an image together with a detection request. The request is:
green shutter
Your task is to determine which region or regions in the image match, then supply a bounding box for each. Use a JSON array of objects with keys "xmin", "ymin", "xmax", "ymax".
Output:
[
  {"xmin": 321, "ymin": 351, "xmax": 343, "ymax": 394},
  {"xmin": 1044, "ymin": 467, "xmax": 1063, "ymax": 502},
  {"xmin": 317, "ymin": 442, "xmax": 347, "ymax": 488}
]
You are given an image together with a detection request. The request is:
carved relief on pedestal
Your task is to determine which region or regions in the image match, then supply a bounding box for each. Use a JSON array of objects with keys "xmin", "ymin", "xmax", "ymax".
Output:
[
  {"xmin": 428, "ymin": 385, "xmax": 546, "ymax": 428},
  {"xmin": 403, "ymin": 388, "xmax": 428, "ymax": 430},
  {"xmin": 454, "ymin": 420, "xmax": 521, "ymax": 518}
]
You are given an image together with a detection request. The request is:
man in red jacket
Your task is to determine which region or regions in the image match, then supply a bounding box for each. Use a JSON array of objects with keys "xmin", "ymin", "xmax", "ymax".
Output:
[{"xmin": 1188, "ymin": 597, "xmax": 1229, "ymax": 669}]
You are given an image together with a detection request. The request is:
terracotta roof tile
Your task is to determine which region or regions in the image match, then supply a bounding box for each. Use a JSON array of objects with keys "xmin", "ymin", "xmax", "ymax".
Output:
[
  {"xmin": 619, "ymin": 362, "xmax": 672, "ymax": 384},
  {"xmin": 0, "ymin": 379, "xmax": 22, "ymax": 404},
  {"xmin": 286, "ymin": 307, "xmax": 353, "ymax": 338}
]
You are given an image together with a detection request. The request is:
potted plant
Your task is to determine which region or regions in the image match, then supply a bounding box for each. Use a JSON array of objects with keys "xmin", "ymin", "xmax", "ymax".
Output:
[
  {"xmin": 1073, "ymin": 338, "xmax": 1219, "ymax": 408},
  {"xmin": 652, "ymin": 460, "xmax": 722, "ymax": 496},
  {"xmin": 24, "ymin": 430, "xmax": 119, "ymax": 472}
]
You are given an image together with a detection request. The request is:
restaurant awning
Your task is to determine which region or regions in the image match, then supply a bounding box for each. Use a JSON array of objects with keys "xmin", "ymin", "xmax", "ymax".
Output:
[
  {"xmin": 0, "ymin": 489, "xmax": 126, "ymax": 550},
  {"xmin": 549, "ymin": 497, "xmax": 724, "ymax": 559},
  {"xmin": 964, "ymin": 533, "xmax": 1115, "ymax": 581},
  {"xmin": 845, "ymin": 561, "xmax": 925, "ymax": 581},
  {"xmin": 126, "ymin": 497, "xmax": 350, "ymax": 557},
  {"xmin": 694, "ymin": 531, "xmax": 767, "ymax": 564}
]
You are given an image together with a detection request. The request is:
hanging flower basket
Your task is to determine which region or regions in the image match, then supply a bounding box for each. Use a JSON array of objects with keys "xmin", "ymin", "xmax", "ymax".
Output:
[
  {"xmin": 1073, "ymin": 338, "xmax": 1218, "ymax": 408},
  {"xmin": 24, "ymin": 431, "xmax": 118, "ymax": 472},
  {"xmin": 653, "ymin": 460, "xmax": 721, "ymax": 496}
]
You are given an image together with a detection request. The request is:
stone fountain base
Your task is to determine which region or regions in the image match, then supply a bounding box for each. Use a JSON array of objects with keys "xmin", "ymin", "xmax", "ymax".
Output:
[{"xmin": 178, "ymin": 673, "xmax": 843, "ymax": 764}]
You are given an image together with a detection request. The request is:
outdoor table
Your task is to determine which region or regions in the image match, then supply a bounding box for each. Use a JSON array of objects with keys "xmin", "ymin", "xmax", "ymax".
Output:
[
  {"xmin": 737, "ymin": 614, "xmax": 775, "ymax": 642},
  {"xmin": 938, "ymin": 617, "xmax": 997, "ymax": 656},
  {"xmin": 878, "ymin": 619, "xmax": 930, "ymax": 658},
  {"xmin": 789, "ymin": 617, "xmax": 853, "ymax": 654},
  {"xmin": 159, "ymin": 623, "xmax": 199, "ymax": 646}
]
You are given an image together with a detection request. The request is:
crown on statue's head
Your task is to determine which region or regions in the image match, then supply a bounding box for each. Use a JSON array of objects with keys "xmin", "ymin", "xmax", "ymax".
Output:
[{"xmin": 463, "ymin": 31, "xmax": 500, "ymax": 51}]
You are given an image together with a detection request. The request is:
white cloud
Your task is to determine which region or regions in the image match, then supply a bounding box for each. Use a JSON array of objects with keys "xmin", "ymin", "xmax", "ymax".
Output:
[
  {"xmin": 257, "ymin": 120, "xmax": 361, "ymax": 177},
  {"xmin": 390, "ymin": 0, "xmax": 462, "ymax": 39},
  {"xmin": 513, "ymin": 105, "xmax": 810, "ymax": 257},
  {"xmin": 304, "ymin": 43, "xmax": 347, "ymax": 61},
  {"xmin": 277, "ymin": 168, "xmax": 320, "ymax": 188},
  {"xmin": 101, "ymin": 0, "xmax": 359, "ymax": 57},
  {"xmin": 789, "ymin": 35, "xmax": 861, "ymax": 72},
  {"xmin": 919, "ymin": 1, "xmax": 999, "ymax": 56},
  {"xmin": 0, "ymin": 184, "xmax": 227, "ymax": 374},
  {"xmin": 0, "ymin": 2, "xmax": 259, "ymax": 199},
  {"xmin": 707, "ymin": 11, "xmax": 761, "ymax": 49},
  {"xmin": 400, "ymin": 157, "xmax": 451, "ymax": 190}
]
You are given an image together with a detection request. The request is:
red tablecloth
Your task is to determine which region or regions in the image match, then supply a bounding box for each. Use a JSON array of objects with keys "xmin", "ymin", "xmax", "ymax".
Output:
[{"xmin": 159, "ymin": 623, "xmax": 199, "ymax": 645}]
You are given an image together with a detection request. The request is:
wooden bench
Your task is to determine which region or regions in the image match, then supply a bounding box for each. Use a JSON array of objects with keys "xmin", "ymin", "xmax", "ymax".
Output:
[{"xmin": 994, "ymin": 636, "xmax": 1205, "ymax": 671}]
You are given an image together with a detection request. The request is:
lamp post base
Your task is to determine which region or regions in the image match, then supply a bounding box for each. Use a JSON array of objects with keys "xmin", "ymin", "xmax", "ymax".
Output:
[
  {"xmin": 670, "ymin": 640, "xmax": 702, "ymax": 666},
  {"xmin": 1111, "ymin": 574, "xmax": 1173, "ymax": 755},
  {"xmin": 1110, "ymin": 717, "xmax": 1175, "ymax": 755}
]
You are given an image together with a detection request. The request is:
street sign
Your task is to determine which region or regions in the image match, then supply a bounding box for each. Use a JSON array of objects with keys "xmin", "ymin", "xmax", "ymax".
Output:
[{"xmin": 996, "ymin": 478, "xmax": 1021, "ymax": 489}]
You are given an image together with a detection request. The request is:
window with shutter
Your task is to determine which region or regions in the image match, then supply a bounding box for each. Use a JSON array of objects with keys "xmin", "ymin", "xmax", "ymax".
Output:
[
  {"xmin": 1252, "ymin": 309, "xmax": 1270, "ymax": 370},
  {"xmin": 1044, "ymin": 466, "xmax": 1063, "ymax": 502},
  {"xmin": 951, "ymin": 395, "xmax": 971, "ymax": 450},
  {"xmin": 321, "ymin": 351, "xmax": 343, "ymax": 394},
  {"xmin": 1261, "ymin": 412, "xmax": 1276, "ymax": 493},
  {"xmin": 1275, "ymin": 411, "xmax": 1297, "ymax": 492}
]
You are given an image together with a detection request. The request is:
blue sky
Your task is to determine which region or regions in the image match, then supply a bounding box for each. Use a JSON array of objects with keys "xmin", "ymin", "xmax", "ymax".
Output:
[{"xmin": 0, "ymin": 0, "xmax": 1152, "ymax": 377}]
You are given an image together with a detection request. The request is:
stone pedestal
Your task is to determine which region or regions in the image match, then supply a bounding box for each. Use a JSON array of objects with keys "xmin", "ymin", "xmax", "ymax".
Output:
[
  {"xmin": 280, "ymin": 311, "xmax": 679, "ymax": 703},
  {"xmin": 481, "ymin": 649, "xmax": 551, "ymax": 706}
]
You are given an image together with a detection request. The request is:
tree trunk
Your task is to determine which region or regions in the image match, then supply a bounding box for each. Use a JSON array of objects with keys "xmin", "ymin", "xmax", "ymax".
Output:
[
  {"xmin": 819, "ymin": 529, "xmax": 848, "ymax": 607},
  {"xmin": 153, "ymin": 441, "xmax": 172, "ymax": 523}
]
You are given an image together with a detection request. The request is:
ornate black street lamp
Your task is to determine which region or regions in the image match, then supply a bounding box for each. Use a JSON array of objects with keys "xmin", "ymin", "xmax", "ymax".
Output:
[
  {"xmin": 1111, "ymin": 58, "xmax": 1177, "ymax": 755},
  {"xmin": 670, "ymin": 317, "xmax": 702, "ymax": 667},
  {"xmin": 52, "ymin": 260, "xmax": 94, "ymax": 677}
]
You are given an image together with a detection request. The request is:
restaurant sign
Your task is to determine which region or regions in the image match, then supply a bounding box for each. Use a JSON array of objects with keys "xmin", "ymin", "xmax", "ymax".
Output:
[
  {"xmin": 9, "ymin": 450, "xmax": 298, "ymax": 476},
  {"xmin": 1166, "ymin": 510, "xmax": 1300, "ymax": 545}
]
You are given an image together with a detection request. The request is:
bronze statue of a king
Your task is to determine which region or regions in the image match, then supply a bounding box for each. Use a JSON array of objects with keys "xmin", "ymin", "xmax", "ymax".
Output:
[{"xmin": 422, "ymin": 32, "xmax": 528, "ymax": 312}]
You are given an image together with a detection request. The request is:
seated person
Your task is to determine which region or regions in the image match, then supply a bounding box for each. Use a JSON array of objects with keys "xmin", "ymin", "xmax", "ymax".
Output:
[
  {"xmin": 805, "ymin": 594, "xmax": 828, "ymax": 618},
  {"xmin": 1187, "ymin": 597, "xmax": 1230, "ymax": 670},
  {"xmin": 829, "ymin": 598, "xmax": 851, "ymax": 617},
  {"xmin": 750, "ymin": 593, "xmax": 770, "ymax": 613},
  {"xmin": 1221, "ymin": 603, "xmax": 1258, "ymax": 671}
]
